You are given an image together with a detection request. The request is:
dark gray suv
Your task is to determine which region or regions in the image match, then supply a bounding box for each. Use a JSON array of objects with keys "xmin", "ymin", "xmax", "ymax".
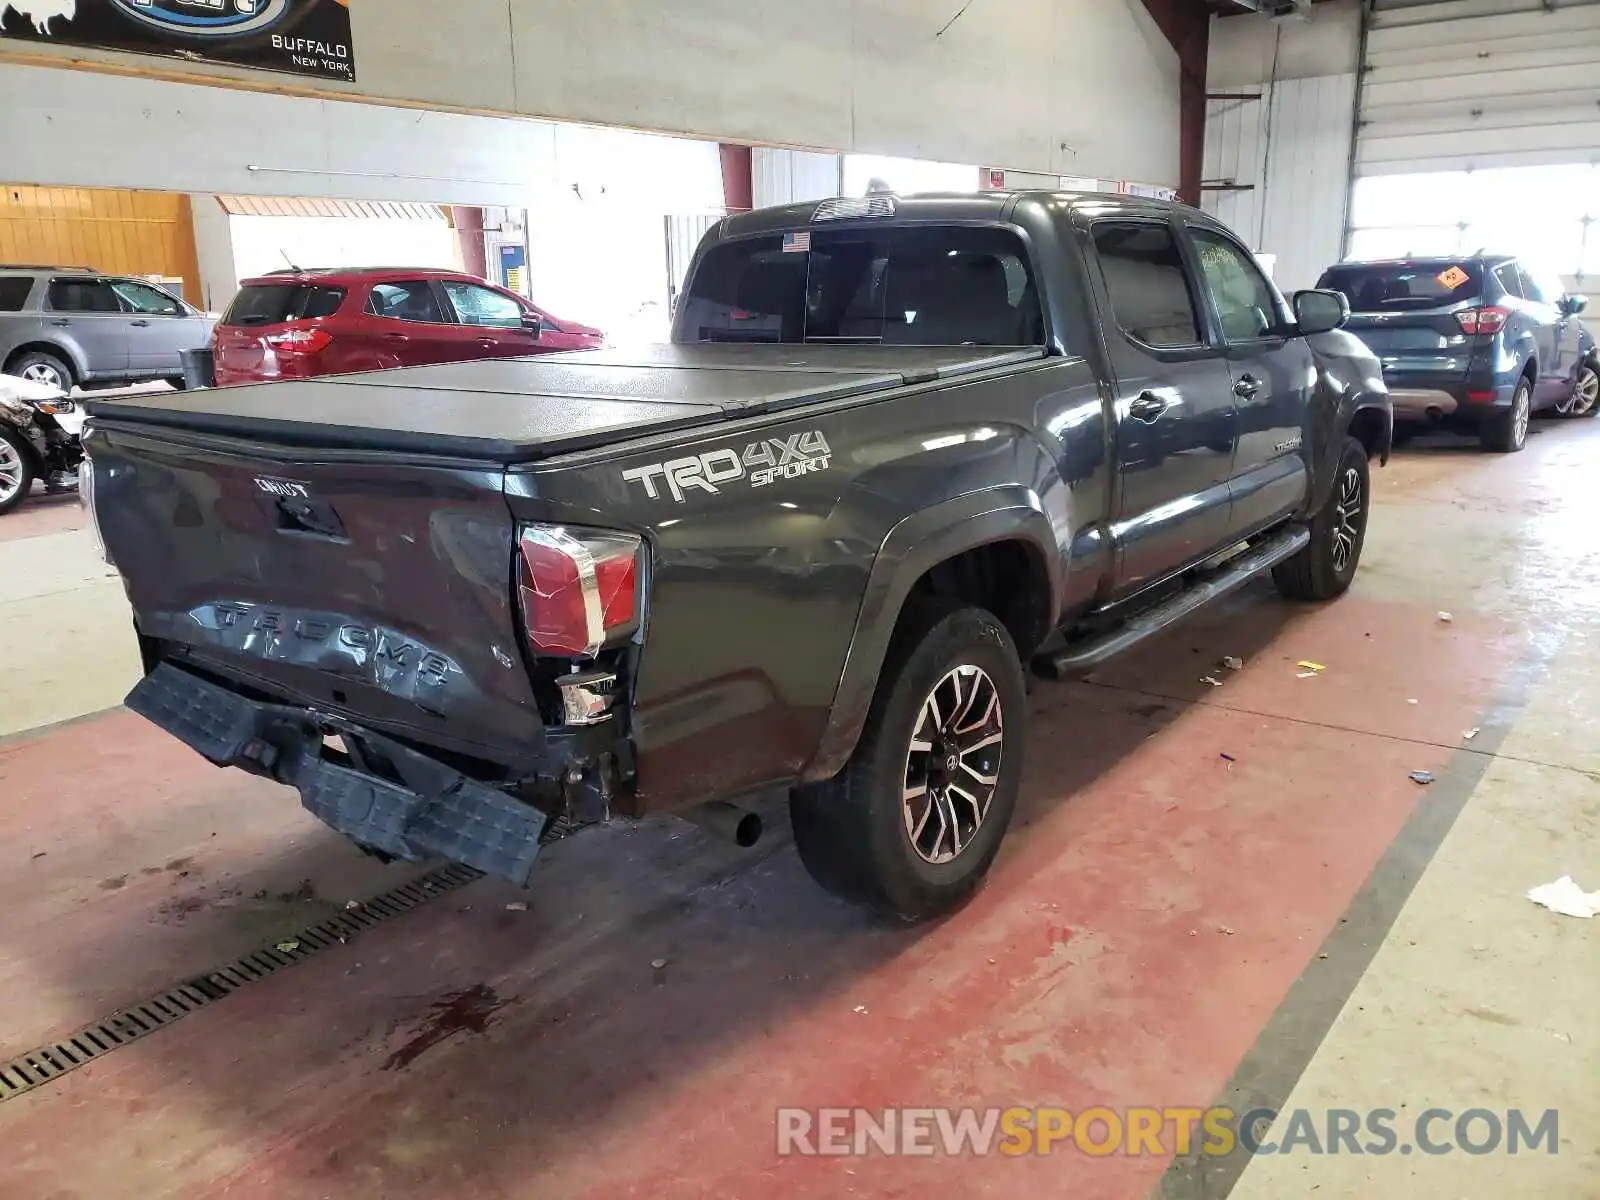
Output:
[{"xmin": 0, "ymin": 266, "xmax": 216, "ymax": 392}]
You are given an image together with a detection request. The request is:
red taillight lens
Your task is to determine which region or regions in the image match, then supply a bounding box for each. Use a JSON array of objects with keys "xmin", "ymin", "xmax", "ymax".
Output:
[
  {"xmin": 517, "ymin": 526, "xmax": 642, "ymax": 657},
  {"xmin": 1457, "ymin": 306, "xmax": 1510, "ymax": 336},
  {"xmin": 264, "ymin": 327, "xmax": 333, "ymax": 354}
]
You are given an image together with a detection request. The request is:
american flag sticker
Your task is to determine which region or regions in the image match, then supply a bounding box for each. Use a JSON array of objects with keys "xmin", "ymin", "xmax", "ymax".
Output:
[{"xmin": 783, "ymin": 231, "xmax": 812, "ymax": 253}]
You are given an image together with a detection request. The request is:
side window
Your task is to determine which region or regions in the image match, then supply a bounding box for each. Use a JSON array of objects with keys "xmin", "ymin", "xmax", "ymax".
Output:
[
  {"xmin": 443, "ymin": 282, "xmax": 525, "ymax": 328},
  {"xmin": 1091, "ymin": 222, "xmax": 1203, "ymax": 349},
  {"xmin": 0, "ymin": 277, "xmax": 33, "ymax": 312},
  {"xmin": 46, "ymin": 278, "xmax": 121, "ymax": 314},
  {"xmin": 111, "ymin": 279, "xmax": 183, "ymax": 316},
  {"xmin": 367, "ymin": 281, "xmax": 446, "ymax": 324},
  {"xmin": 1494, "ymin": 263, "xmax": 1523, "ymax": 299},
  {"xmin": 1190, "ymin": 230, "xmax": 1281, "ymax": 341}
]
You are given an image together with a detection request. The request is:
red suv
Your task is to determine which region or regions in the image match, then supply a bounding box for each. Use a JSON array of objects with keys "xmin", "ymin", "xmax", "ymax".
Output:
[{"xmin": 212, "ymin": 267, "xmax": 605, "ymax": 387}]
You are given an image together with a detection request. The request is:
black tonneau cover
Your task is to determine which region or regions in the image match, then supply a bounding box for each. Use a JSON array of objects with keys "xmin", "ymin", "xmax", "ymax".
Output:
[{"xmin": 82, "ymin": 345, "xmax": 1044, "ymax": 462}]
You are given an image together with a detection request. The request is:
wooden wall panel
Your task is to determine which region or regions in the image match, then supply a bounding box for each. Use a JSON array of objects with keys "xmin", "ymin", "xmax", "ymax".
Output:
[{"xmin": 0, "ymin": 186, "xmax": 200, "ymax": 303}]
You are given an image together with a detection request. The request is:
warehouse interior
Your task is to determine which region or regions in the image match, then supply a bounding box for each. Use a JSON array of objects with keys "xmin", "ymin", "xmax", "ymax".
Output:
[{"xmin": 1, "ymin": 0, "xmax": 1597, "ymax": 1196}]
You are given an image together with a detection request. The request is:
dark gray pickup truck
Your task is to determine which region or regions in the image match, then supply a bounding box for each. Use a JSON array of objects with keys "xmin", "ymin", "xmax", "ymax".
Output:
[{"xmin": 83, "ymin": 192, "xmax": 1391, "ymax": 920}]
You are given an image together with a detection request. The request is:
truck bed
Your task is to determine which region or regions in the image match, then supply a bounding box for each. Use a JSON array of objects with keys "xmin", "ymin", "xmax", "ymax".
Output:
[{"xmin": 83, "ymin": 344, "xmax": 1044, "ymax": 462}]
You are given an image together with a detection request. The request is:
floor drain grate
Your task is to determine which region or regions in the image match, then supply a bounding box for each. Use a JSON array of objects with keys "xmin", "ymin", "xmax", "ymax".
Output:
[{"xmin": 0, "ymin": 861, "xmax": 483, "ymax": 1105}]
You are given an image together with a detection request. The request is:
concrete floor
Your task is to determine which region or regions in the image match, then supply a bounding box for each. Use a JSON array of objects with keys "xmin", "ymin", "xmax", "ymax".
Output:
[{"xmin": 0, "ymin": 422, "xmax": 1595, "ymax": 1199}]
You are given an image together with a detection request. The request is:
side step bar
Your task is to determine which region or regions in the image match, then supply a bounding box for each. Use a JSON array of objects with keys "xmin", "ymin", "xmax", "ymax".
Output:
[{"xmin": 1048, "ymin": 525, "xmax": 1311, "ymax": 676}]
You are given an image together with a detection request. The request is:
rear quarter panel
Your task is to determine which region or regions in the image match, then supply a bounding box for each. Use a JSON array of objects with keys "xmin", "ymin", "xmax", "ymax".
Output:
[{"xmin": 507, "ymin": 358, "xmax": 1110, "ymax": 813}]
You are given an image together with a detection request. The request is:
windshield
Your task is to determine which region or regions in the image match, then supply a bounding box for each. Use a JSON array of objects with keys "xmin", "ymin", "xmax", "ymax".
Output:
[
  {"xmin": 678, "ymin": 225, "xmax": 1046, "ymax": 348},
  {"xmin": 223, "ymin": 283, "xmax": 347, "ymax": 326},
  {"xmin": 1317, "ymin": 262, "xmax": 1483, "ymax": 312}
]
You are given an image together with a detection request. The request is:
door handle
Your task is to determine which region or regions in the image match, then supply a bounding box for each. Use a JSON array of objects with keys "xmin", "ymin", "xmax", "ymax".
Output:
[
  {"xmin": 47, "ymin": 319, "xmax": 70, "ymax": 327},
  {"xmin": 1129, "ymin": 392, "xmax": 1168, "ymax": 423},
  {"xmin": 477, "ymin": 337, "xmax": 497, "ymax": 347},
  {"xmin": 382, "ymin": 333, "xmax": 410, "ymax": 343},
  {"xmin": 130, "ymin": 319, "xmax": 151, "ymax": 327},
  {"xmin": 1234, "ymin": 374, "xmax": 1263, "ymax": 399}
]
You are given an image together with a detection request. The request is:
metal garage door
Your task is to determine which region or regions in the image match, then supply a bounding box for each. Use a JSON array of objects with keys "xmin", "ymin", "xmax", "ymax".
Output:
[{"xmin": 1357, "ymin": 0, "xmax": 1600, "ymax": 176}]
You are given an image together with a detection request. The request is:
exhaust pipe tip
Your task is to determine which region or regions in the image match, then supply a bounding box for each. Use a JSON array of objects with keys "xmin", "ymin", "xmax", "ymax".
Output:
[{"xmin": 679, "ymin": 801, "xmax": 763, "ymax": 848}]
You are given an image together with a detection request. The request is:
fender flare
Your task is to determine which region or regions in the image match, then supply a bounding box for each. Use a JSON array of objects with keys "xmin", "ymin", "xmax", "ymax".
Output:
[{"xmin": 800, "ymin": 486, "xmax": 1062, "ymax": 783}]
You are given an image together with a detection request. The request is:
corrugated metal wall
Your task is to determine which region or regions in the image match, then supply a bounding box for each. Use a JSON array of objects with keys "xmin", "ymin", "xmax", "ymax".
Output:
[
  {"xmin": 751, "ymin": 149, "xmax": 842, "ymax": 209},
  {"xmin": 1202, "ymin": 73, "xmax": 1357, "ymax": 292},
  {"xmin": 665, "ymin": 214, "xmax": 721, "ymax": 309},
  {"xmin": 1359, "ymin": 0, "xmax": 1600, "ymax": 175},
  {"xmin": 0, "ymin": 186, "xmax": 200, "ymax": 300}
]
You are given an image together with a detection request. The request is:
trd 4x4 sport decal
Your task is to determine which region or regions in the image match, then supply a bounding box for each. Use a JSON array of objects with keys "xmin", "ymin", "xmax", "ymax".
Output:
[{"xmin": 623, "ymin": 431, "xmax": 834, "ymax": 503}]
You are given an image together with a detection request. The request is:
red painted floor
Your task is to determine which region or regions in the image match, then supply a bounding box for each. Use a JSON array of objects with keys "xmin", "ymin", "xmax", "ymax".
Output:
[{"xmin": 0, "ymin": 581, "xmax": 1518, "ymax": 1199}]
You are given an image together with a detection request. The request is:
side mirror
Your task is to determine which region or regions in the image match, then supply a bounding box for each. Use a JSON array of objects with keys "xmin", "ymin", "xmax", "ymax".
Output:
[
  {"xmin": 1293, "ymin": 288, "xmax": 1350, "ymax": 336},
  {"xmin": 520, "ymin": 314, "xmax": 543, "ymax": 340},
  {"xmin": 1562, "ymin": 294, "xmax": 1588, "ymax": 316}
]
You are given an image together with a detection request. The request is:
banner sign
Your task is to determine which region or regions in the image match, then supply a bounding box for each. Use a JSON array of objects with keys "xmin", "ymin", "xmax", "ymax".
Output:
[{"xmin": 0, "ymin": 1, "xmax": 357, "ymax": 82}]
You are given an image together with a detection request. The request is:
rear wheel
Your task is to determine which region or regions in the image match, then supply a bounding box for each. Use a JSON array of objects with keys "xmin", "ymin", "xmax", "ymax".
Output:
[
  {"xmin": 8, "ymin": 351, "xmax": 72, "ymax": 393},
  {"xmin": 1481, "ymin": 377, "xmax": 1531, "ymax": 452},
  {"xmin": 0, "ymin": 428, "xmax": 37, "ymax": 515},
  {"xmin": 1556, "ymin": 362, "xmax": 1598, "ymax": 418},
  {"xmin": 790, "ymin": 604, "xmax": 1025, "ymax": 921},
  {"xmin": 1273, "ymin": 435, "xmax": 1369, "ymax": 602}
]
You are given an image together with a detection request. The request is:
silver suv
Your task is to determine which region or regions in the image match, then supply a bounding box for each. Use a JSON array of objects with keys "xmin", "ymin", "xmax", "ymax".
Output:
[{"xmin": 0, "ymin": 266, "xmax": 216, "ymax": 391}]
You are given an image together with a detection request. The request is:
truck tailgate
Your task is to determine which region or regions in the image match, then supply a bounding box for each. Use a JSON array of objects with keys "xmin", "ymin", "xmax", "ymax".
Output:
[{"xmin": 88, "ymin": 423, "xmax": 545, "ymax": 768}]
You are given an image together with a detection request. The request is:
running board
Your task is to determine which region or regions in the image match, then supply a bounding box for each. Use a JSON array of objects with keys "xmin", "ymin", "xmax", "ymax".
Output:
[{"xmin": 1048, "ymin": 525, "xmax": 1310, "ymax": 676}]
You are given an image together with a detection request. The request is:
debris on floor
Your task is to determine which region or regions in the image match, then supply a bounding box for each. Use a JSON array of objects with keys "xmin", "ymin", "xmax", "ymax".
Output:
[
  {"xmin": 1438, "ymin": 611, "xmax": 1453, "ymax": 623},
  {"xmin": 1526, "ymin": 876, "xmax": 1600, "ymax": 919},
  {"xmin": 1222, "ymin": 656, "xmax": 1244, "ymax": 671},
  {"xmin": 1463, "ymin": 728, "xmax": 1481, "ymax": 741},
  {"xmin": 853, "ymin": 1005, "xmax": 870, "ymax": 1015},
  {"xmin": 1297, "ymin": 661, "xmax": 1326, "ymax": 674},
  {"xmin": 650, "ymin": 958, "xmax": 669, "ymax": 971},
  {"xmin": 275, "ymin": 940, "xmax": 301, "ymax": 954},
  {"xmin": 1201, "ymin": 675, "xmax": 1224, "ymax": 688},
  {"xmin": 1407, "ymin": 698, "xmax": 1419, "ymax": 705},
  {"xmin": 505, "ymin": 902, "xmax": 529, "ymax": 912},
  {"xmin": 1220, "ymin": 752, "xmax": 1236, "ymax": 765},
  {"xmin": 1409, "ymin": 770, "xmax": 1435, "ymax": 786}
]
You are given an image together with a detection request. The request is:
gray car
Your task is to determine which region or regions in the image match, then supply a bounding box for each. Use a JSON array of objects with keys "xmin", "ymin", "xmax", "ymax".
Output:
[{"xmin": 0, "ymin": 266, "xmax": 216, "ymax": 391}]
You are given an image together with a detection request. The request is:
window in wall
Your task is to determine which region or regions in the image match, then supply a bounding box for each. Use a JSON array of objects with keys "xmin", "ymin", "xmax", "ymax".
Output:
[
  {"xmin": 1348, "ymin": 165, "xmax": 1600, "ymax": 281},
  {"xmin": 1091, "ymin": 222, "xmax": 1202, "ymax": 349}
]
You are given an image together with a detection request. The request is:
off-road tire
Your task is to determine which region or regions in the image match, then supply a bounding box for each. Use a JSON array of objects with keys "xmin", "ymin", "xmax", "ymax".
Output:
[
  {"xmin": 1480, "ymin": 377, "xmax": 1531, "ymax": 452},
  {"xmin": 790, "ymin": 603, "xmax": 1026, "ymax": 921},
  {"xmin": 1273, "ymin": 435, "xmax": 1369, "ymax": 602}
]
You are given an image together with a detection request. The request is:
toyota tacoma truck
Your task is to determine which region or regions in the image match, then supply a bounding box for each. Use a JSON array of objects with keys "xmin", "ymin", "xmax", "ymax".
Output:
[{"xmin": 82, "ymin": 192, "xmax": 1391, "ymax": 921}]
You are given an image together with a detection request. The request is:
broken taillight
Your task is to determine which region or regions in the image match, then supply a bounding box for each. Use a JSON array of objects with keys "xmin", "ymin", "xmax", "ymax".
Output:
[{"xmin": 517, "ymin": 526, "xmax": 642, "ymax": 658}]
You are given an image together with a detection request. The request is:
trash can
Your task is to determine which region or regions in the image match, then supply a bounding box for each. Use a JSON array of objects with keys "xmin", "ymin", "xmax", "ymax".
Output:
[{"xmin": 179, "ymin": 347, "xmax": 216, "ymax": 390}]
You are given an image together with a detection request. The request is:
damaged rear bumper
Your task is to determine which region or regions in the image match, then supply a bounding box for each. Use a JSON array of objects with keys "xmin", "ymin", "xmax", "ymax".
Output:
[{"xmin": 127, "ymin": 663, "xmax": 553, "ymax": 886}]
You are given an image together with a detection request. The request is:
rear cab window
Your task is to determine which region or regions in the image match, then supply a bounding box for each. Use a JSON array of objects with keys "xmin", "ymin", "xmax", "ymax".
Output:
[
  {"xmin": 678, "ymin": 225, "xmax": 1046, "ymax": 348},
  {"xmin": 0, "ymin": 277, "xmax": 34, "ymax": 312},
  {"xmin": 223, "ymin": 283, "xmax": 347, "ymax": 326},
  {"xmin": 1316, "ymin": 262, "xmax": 1483, "ymax": 312}
]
